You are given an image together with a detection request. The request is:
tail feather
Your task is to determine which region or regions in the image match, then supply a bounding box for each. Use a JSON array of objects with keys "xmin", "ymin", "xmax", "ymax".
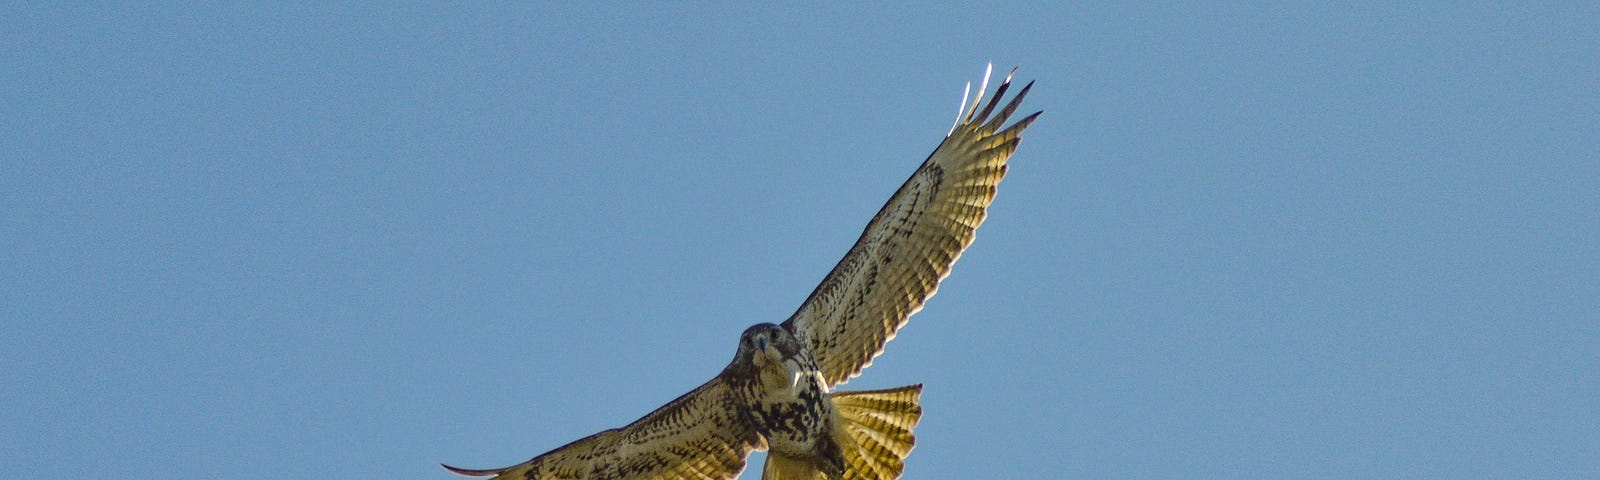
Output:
[
  {"xmin": 832, "ymin": 385, "xmax": 923, "ymax": 480},
  {"xmin": 762, "ymin": 451, "xmax": 829, "ymax": 480}
]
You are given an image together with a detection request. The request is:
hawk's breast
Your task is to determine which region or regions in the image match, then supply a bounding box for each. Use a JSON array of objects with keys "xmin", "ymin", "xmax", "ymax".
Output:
[{"xmin": 749, "ymin": 355, "xmax": 834, "ymax": 456}]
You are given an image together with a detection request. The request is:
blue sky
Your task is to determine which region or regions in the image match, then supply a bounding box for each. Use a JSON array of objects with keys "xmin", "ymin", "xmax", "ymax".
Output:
[{"xmin": 4, "ymin": 3, "xmax": 1597, "ymax": 479}]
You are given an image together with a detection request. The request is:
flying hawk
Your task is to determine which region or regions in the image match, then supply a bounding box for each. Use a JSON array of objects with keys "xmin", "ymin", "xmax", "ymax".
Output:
[{"xmin": 445, "ymin": 65, "xmax": 1040, "ymax": 480}]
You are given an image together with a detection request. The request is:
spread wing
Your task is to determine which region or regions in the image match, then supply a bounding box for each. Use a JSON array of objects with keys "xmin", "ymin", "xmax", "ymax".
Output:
[
  {"xmin": 781, "ymin": 65, "xmax": 1041, "ymax": 387},
  {"xmin": 443, "ymin": 376, "xmax": 763, "ymax": 480}
]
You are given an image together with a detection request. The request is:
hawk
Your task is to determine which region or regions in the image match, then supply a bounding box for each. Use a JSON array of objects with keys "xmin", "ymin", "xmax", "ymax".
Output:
[{"xmin": 445, "ymin": 65, "xmax": 1040, "ymax": 480}]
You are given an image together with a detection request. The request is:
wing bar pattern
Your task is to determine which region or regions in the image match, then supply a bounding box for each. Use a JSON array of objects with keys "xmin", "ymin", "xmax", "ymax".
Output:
[{"xmin": 782, "ymin": 66, "xmax": 1042, "ymax": 386}]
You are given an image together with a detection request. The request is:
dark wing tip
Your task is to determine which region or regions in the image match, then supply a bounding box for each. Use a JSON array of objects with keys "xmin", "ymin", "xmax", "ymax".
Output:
[
  {"xmin": 972, "ymin": 73, "xmax": 1015, "ymax": 126},
  {"xmin": 1006, "ymin": 110, "xmax": 1044, "ymax": 137},
  {"xmin": 441, "ymin": 463, "xmax": 505, "ymax": 477},
  {"xmin": 982, "ymin": 80, "xmax": 1035, "ymax": 132}
]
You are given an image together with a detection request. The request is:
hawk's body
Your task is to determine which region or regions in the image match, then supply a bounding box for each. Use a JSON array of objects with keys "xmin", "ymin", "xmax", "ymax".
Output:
[{"xmin": 446, "ymin": 65, "xmax": 1039, "ymax": 480}]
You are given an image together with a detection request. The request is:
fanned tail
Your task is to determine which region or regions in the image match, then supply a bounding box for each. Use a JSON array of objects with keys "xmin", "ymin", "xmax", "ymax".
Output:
[
  {"xmin": 833, "ymin": 385, "xmax": 924, "ymax": 480},
  {"xmin": 758, "ymin": 385, "xmax": 924, "ymax": 480},
  {"xmin": 762, "ymin": 451, "xmax": 831, "ymax": 480}
]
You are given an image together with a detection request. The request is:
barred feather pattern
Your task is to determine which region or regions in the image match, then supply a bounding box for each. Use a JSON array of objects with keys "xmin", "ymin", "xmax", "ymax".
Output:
[
  {"xmin": 443, "ymin": 375, "xmax": 762, "ymax": 480},
  {"xmin": 833, "ymin": 385, "xmax": 923, "ymax": 480},
  {"xmin": 782, "ymin": 66, "xmax": 1041, "ymax": 387}
]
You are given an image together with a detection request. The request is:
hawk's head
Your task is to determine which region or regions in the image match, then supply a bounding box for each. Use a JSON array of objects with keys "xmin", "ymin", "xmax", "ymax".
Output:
[
  {"xmin": 733, "ymin": 323, "xmax": 817, "ymax": 393},
  {"xmin": 738, "ymin": 323, "xmax": 801, "ymax": 366}
]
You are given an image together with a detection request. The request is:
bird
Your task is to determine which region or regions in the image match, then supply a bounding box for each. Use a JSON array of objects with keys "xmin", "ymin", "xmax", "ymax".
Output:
[{"xmin": 444, "ymin": 64, "xmax": 1040, "ymax": 480}]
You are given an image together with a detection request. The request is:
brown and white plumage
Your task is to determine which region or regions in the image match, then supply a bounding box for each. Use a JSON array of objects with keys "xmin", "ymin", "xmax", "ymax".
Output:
[
  {"xmin": 445, "ymin": 65, "xmax": 1038, "ymax": 480},
  {"xmin": 783, "ymin": 65, "xmax": 1040, "ymax": 387},
  {"xmin": 444, "ymin": 374, "xmax": 761, "ymax": 480}
]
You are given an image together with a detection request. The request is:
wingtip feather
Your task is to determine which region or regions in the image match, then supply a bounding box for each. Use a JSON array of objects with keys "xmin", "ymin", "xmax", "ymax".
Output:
[
  {"xmin": 963, "ymin": 62, "xmax": 994, "ymax": 123},
  {"xmin": 441, "ymin": 463, "xmax": 506, "ymax": 477},
  {"xmin": 952, "ymin": 64, "xmax": 1037, "ymax": 137},
  {"xmin": 948, "ymin": 80, "xmax": 972, "ymax": 137}
]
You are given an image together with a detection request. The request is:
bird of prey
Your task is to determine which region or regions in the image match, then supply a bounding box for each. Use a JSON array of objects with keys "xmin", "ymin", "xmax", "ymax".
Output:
[{"xmin": 445, "ymin": 65, "xmax": 1040, "ymax": 480}]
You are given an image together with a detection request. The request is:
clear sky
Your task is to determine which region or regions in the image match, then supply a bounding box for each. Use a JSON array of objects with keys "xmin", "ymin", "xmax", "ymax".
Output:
[{"xmin": 4, "ymin": 3, "xmax": 1596, "ymax": 479}]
